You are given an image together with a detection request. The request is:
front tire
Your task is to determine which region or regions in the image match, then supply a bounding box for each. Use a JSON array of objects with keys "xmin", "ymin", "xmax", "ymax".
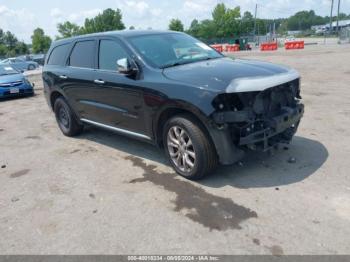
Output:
[
  {"xmin": 163, "ymin": 115, "xmax": 217, "ymax": 180},
  {"xmin": 28, "ymin": 64, "xmax": 35, "ymax": 70},
  {"xmin": 54, "ymin": 97, "xmax": 83, "ymax": 136}
]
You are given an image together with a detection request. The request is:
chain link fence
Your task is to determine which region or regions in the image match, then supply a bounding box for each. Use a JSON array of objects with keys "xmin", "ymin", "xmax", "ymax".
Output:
[{"xmin": 339, "ymin": 28, "xmax": 350, "ymax": 44}]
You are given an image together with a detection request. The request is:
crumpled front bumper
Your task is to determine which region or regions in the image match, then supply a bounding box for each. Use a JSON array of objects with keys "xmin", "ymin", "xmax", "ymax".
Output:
[
  {"xmin": 238, "ymin": 104, "xmax": 304, "ymax": 151},
  {"xmin": 209, "ymin": 103, "xmax": 304, "ymax": 164}
]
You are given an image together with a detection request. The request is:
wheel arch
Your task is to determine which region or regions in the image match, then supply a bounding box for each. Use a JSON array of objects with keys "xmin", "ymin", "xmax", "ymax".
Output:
[
  {"xmin": 153, "ymin": 101, "xmax": 245, "ymax": 166},
  {"xmin": 49, "ymin": 90, "xmax": 65, "ymax": 110},
  {"xmin": 153, "ymin": 102, "xmax": 216, "ymax": 153}
]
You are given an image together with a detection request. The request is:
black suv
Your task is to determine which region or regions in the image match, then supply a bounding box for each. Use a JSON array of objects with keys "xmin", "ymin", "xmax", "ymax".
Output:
[{"xmin": 43, "ymin": 30, "xmax": 304, "ymax": 179}]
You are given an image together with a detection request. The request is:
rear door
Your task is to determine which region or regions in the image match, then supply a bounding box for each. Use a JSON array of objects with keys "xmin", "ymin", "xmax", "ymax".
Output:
[
  {"xmin": 62, "ymin": 39, "xmax": 97, "ymax": 120},
  {"xmin": 43, "ymin": 42, "xmax": 71, "ymax": 106},
  {"xmin": 87, "ymin": 37, "xmax": 146, "ymax": 135}
]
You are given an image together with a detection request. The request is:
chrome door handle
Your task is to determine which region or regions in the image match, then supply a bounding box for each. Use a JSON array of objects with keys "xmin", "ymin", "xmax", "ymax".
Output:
[
  {"xmin": 59, "ymin": 75, "xmax": 68, "ymax": 79},
  {"xmin": 94, "ymin": 79, "xmax": 105, "ymax": 84}
]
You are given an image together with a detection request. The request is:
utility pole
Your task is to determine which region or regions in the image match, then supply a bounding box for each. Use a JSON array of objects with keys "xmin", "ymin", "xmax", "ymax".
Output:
[
  {"xmin": 329, "ymin": 0, "xmax": 334, "ymax": 36},
  {"xmin": 336, "ymin": 0, "xmax": 341, "ymax": 34},
  {"xmin": 253, "ymin": 4, "xmax": 257, "ymax": 43}
]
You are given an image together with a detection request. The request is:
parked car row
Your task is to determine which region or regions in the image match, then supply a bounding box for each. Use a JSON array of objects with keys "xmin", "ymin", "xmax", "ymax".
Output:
[
  {"xmin": 0, "ymin": 53, "xmax": 46, "ymax": 72},
  {"xmin": 0, "ymin": 64, "xmax": 34, "ymax": 98},
  {"xmin": 18, "ymin": 54, "xmax": 46, "ymax": 66},
  {"xmin": 0, "ymin": 57, "xmax": 39, "ymax": 71}
]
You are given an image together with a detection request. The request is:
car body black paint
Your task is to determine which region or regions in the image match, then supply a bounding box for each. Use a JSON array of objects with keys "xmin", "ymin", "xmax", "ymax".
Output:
[{"xmin": 43, "ymin": 30, "xmax": 303, "ymax": 165}]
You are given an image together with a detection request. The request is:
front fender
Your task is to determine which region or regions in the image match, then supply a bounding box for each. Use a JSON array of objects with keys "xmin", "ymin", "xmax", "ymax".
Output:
[{"xmin": 153, "ymin": 100, "xmax": 244, "ymax": 165}]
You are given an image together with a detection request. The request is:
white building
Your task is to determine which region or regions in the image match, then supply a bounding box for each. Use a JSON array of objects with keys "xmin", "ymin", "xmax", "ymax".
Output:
[{"xmin": 312, "ymin": 19, "xmax": 350, "ymax": 34}]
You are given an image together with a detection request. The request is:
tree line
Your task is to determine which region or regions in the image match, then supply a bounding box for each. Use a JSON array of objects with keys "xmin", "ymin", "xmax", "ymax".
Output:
[
  {"xmin": 1, "ymin": 3, "xmax": 350, "ymax": 58},
  {"xmin": 0, "ymin": 29, "xmax": 29, "ymax": 58},
  {"xmin": 172, "ymin": 4, "xmax": 350, "ymax": 39},
  {"xmin": 0, "ymin": 27, "xmax": 52, "ymax": 58},
  {"xmin": 57, "ymin": 4, "xmax": 350, "ymax": 40}
]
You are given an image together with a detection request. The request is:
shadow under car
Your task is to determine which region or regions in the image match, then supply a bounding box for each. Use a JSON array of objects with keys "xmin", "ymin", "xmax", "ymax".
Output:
[{"xmin": 76, "ymin": 126, "xmax": 328, "ymax": 188}]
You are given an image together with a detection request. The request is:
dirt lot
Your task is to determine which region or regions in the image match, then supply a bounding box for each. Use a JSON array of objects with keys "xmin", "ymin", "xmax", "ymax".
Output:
[{"xmin": 1, "ymin": 44, "xmax": 350, "ymax": 255}]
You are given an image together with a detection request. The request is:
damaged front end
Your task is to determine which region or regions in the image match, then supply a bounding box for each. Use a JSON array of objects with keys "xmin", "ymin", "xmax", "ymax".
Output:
[{"xmin": 212, "ymin": 77, "xmax": 304, "ymax": 153}]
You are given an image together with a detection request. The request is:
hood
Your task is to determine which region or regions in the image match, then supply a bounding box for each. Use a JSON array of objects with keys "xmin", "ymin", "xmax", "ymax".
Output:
[
  {"xmin": 0, "ymin": 73, "xmax": 24, "ymax": 84},
  {"xmin": 162, "ymin": 57, "xmax": 299, "ymax": 93}
]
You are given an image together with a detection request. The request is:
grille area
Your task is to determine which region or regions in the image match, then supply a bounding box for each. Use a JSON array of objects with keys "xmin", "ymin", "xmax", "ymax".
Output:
[
  {"xmin": 251, "ymin": 79, "xmax": 300, "ymax": 118},
  {"xmin": 0, "ymin": 80, "xmax": 24, "ymax": 87},
  {"xmin": 212, "ymin": 79, "xmax": 300, "ymax": 117},
  {"xmin": 212, "ymin": 78, "xmax": 302, "ymax": 150}
]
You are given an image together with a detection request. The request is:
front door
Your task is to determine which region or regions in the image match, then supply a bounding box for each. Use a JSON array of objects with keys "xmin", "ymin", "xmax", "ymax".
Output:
[{"xmin": 87, "ymin": 38, "xmax": 146, "ymax": 135}]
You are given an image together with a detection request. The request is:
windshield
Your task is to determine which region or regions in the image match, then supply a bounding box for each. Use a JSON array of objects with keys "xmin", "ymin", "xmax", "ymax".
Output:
[
  {"xmin": 0, "ymin": 65, "xmax": 19, "ymax": 76},
  {"xmin": 128, "ymin": 33, "xmax": 223, "ymax": 69}
]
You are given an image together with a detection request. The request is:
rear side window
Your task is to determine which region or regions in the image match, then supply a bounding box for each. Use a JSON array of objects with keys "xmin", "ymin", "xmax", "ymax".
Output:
[
  {"xmin": 99, "ymin": 40, "xmax": 128, "ymax": 71},
  {"xmin": 69, "ymin": 40, "xmax": 95, "ymax": 68},
  {"xmin": 47, "ymin": 44, "xmax": 69, "ymax": 65}
]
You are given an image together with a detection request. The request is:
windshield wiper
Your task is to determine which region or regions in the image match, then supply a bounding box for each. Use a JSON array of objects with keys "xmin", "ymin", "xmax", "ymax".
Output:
[
  {"xmin": 160, "ymin": 61, "xmax": 193, "ymax": 69},
  {"xmin": 161, "ymin": 57, "xmax": 221, "ymax": 69},
  {"xmin": 161, "ymin": 55, "xmax": 223, "ymax": 69},
  {"xmin": 160, "ymin": 62, "xmax": 180, "ymax": 69},
  {"xmin": 198, "ymin": 56, "xmax": 220, "ymax": 62}
]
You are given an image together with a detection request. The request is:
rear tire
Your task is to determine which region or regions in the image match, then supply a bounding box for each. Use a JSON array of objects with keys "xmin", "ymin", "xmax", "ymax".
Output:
[
  {"xmin": 54, "ymin": 97, "xmax": 83, "ymax": 137},
  {"xmin": 163, "ymin": 115, "xmax": 217, "ymax": 180}
]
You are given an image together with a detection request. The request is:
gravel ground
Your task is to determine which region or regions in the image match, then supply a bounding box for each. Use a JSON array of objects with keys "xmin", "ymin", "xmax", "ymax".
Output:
[{"xmin": 0, "ymin": 44, "xmax": 350, "ymax": 255}]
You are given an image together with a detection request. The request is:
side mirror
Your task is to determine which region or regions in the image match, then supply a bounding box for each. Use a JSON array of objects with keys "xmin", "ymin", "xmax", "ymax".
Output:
[{"xmin": 117, "ymin": 58, "xmax": 135, "ymax": 75}]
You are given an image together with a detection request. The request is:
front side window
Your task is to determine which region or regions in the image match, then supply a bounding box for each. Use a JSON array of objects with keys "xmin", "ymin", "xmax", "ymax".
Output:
[
  {"xmin": 69, "ymin": 40, "xmax": 95, "ymax": 68},
  {"xmin": 47, "ymin": 44, "xmax": 70, "ymax": 66},
  {"xmin": 99, "ymin": 40, "xmax": 128, "ymax": 71},
  {"xmin": 128, "ymin": 33, "xmax": 223, "ymax": 69}
]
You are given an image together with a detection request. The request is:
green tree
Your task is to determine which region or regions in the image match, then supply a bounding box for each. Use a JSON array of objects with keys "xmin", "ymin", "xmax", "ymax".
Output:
[
  {"xmin": 241, "ymin": 11, "xmax": 254, "ymax": 34},
  {"xmin": 338, "ymin": 13, "xmax": 350, "ymax": 20},
  {"xmin": 57, "ymin": 21, "xmax": 82, "ymax": 39},
  {"xmin": 82, "ymin": 8, "xmax": 125, "ymax": 34},
  {"xmin": 0, "ymin": 45, "xmax": 7, "ymax": 57},
  {"xmin": 168, "ymin": 18, "xmax": 184, "ymax": 32},
  {"xmin": 14, "ymin": 42, "xmax": 29, "ymax": 55},
  {"xmin": 224, "ymin": 6, "xmax": 241, "ymax": 37},
  {"xmin": 0, "ymin": 29, "xmax": 4, "ymax": 45},
  {"xmin": 287, "ymin": 10, "xmax": 326, "ymax": 31},
  {"xmin": 197, "ymin": 19, "xmax": 216, "ymax": 39},
  {"xmin": 31, "ymin": 28, "xmax": 52, "ymax": 53},
  {"xmin": 212, "ymin": 3, "xmax": 240, "ymax": 38},
  {"xmin": 212, "ymin": 3, "xmax": 227, "ymax": 37},
  {"xmin": 3, "ymin": 31, "xmax": 18, "ymax": 50},
  {"xmin": 187, "ymin": 19, "xmax": 200, "ymax": 37}
]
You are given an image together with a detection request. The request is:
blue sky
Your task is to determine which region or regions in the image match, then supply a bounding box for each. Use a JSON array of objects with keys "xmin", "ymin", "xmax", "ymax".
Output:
[{"xmin": 0, "ymin": 0, "xmax": 349, "ymax": 43}]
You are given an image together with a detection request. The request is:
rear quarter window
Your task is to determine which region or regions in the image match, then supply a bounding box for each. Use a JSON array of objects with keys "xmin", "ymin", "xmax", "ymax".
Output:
[{"xmin": 47, "ymin": 44, "xmax": 70, "ymax": 66}]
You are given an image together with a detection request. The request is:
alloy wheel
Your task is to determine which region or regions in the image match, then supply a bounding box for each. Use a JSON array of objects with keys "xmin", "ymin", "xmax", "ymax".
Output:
[{"xmin": 167, "ymin": 126, "xmax": 196, "ymax": 173}]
